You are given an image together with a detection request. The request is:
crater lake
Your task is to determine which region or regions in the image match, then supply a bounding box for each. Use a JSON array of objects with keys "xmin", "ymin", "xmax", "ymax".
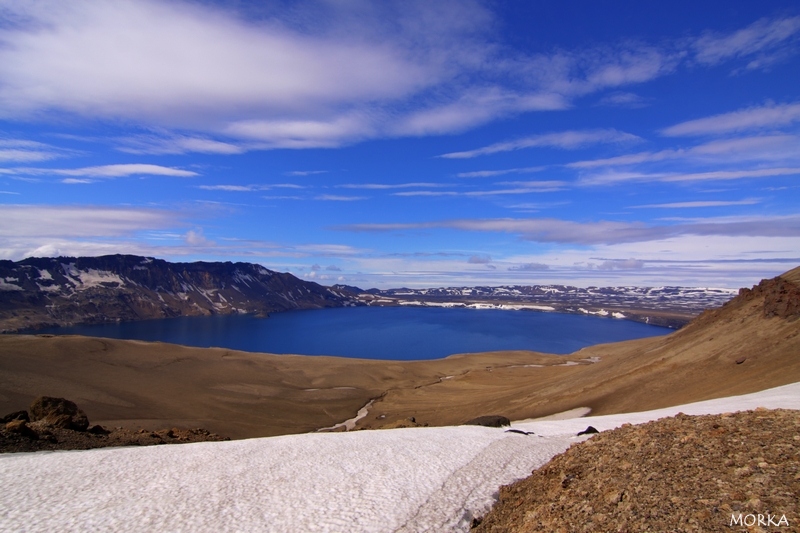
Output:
[{"xmin": 30, "ymin": 306, "xmax": 671, "ymax": 360}]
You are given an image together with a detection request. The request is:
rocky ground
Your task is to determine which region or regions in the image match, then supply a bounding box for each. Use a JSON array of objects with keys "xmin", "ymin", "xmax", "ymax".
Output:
[
  {"xmin": 1, "ymin": 396, "xmax": 227, "ymax": 453},
  {"xmin": 473, "ymin": 408, "xmax": 799, "ymax": 532}
]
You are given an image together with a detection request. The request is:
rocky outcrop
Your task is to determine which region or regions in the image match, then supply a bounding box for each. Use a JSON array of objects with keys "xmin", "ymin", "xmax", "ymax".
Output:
[
  {"xmin": 0, "ymin": 254, "xmax": 360, "ymax": 331},
  {"xmin": 29, "ymin": 396, "xmax": 89, "ymax": 431},
  {"xmin": 734, "ymin": 275, "xmax": 800, "ymax": 320},
  {"xmin": 473, "ymin": 409, "xmax": 800, "ymax": 532},
  {"xmin": 1, "ymin": 396, "xmax": 228, "ymax": 453}
]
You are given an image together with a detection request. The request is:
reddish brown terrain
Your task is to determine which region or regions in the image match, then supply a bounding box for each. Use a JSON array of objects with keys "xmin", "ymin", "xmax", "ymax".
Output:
[{"xmin": 473, "ymin": 408, "xmax": 799, "ymax": 532}]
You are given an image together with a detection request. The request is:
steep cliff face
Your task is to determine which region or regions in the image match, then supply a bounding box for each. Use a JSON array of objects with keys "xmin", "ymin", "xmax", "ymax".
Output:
[{"xmin": 0, "ymin": 255, "xmax": 359, "ymax": 331}]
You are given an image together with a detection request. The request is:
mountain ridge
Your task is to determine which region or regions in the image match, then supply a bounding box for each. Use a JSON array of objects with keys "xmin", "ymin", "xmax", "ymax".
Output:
[{"xmin": 0, "ymin": 254, "xmax": 358, "ymax": 332}]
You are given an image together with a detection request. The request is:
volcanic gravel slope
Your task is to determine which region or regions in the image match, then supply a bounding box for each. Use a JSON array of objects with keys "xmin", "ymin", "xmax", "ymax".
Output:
[{"xmin": 473, "ymin": 408, "xmax": 799, "ymax": 532}]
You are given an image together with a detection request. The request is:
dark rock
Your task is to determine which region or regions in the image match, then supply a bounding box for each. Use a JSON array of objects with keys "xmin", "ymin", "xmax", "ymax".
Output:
[
  {"xmin": 577, "ymin": 426, "xmax": 599, "ymax": 436},
  {"xmin": 88, "ymin": 425, "xmax": 110, "ymax": 435},
  {"xmin": 0, "ymin": 254, "xmax": 362, "ymax": 332},
  {"xmin": 1, "ymin": 410, "xmax": 29, "ymax": 424},
  {"xmin": 29, "ymin": 396, "xmax": 90, "ymax": 431},
  {"xmin": 465, "ymin": 415, "xmax": 511, "ymax": 428},
  {"xmin": 5, "ymin": 419, "xmax": 38, "ymax": 439},
  {"xmin": 505, "ymin": 429, "xmax": 535, "ymax": 435}
]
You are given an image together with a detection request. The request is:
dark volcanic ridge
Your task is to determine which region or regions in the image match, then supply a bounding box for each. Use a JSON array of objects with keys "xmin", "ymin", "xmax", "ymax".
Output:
[{"xmin": 0, "ymin": 254, "xmax": 358, "ymax": 332}]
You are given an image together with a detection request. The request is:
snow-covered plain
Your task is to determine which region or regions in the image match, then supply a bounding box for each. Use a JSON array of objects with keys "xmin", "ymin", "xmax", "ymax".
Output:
[{"xmin": 2, "ymin": 382, "xmax": 799, "ymax": 532}]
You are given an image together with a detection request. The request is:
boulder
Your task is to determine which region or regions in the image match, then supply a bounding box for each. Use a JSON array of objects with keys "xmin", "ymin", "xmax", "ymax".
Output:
[
  {"xmin": 1, "ymin": 410, "xmax": 29, "ymax": 424},
  {"xmin": 5, "ymin": 419, "xmax": 38, "ymax": 439},
  {"xmin": 29, "ymin": 396, "xmax": 90, "ymax": 431},
  {"xmin": 577, "ymin": 426, "xmax": 599, "ymax": 436},
  {"xmin": 464, "ymin": 415, "xmax": 511, "ymax": 428}
]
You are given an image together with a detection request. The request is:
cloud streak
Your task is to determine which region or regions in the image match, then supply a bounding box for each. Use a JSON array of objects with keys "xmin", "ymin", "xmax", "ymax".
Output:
[
  {"xmin": 337, "ymin": 215, "xmax": 800, "ymax": 245},
  {"xmin": 3, "ymin": 164, "xmax": 198, "ymax": 179},
  {"xmin": 662, "ymin": 102, "xmax": 800, "ymax": 137},
  {"xmin": 439, "ymin": 129, "xmax": 640, "ymax": 159}
]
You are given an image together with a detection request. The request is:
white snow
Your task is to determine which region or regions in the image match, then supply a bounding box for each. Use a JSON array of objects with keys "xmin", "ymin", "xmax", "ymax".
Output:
[
  {"xmin": 0, "ymin": 278, "xmax": 22, "ymax": 291},
  {"xmin": 1, "ymin": 382, "xmax": 799, "ymax": 533},
  {"xmin": 71, "ymin": 269, "xmax": 126, "ymax": 290}
]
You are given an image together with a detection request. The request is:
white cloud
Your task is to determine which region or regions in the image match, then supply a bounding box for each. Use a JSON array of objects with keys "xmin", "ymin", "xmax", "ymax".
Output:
[
  {"xmin": 662, "ymin": 102, "xmax": 800, "ymax": 136},
  {"xmin": 3, "ymin": 164, "xmax": 198, "ymax": 178},
  {"xmin": 439, "ymin": 129, "xmax": 639, "ymax": 159},
  {"xmin": 631, "ymin": 199, "xmax": 761, "ymax": 209},
  {"xmin": 184, "ymin": 229, "xmax": 214, "ymax": 247},
  {"xmin": 338, "ymin": 214, "xmax": 800, "ymax": 246},
  {"xmin": 596, "ymin": 258, "xmax": 644, "ymax": 270},
  {"xmin": 390, "ymin": 87, "xmax": 568, "ymax": 137},
  {"xmin": 116, "ymin": 134, "xmax": 245, "ymax": 155},
  {"xmin": 692, "ymin": 16, "xmax": 800, "ymax": 69},
  {"xmin": 507, "ymin": 262, "xmax": 549, "ymax": 271},
  {"xmin": 570, "ymin": 135, "xmax": 800, "ymax": 171},
  {"xmin": 391, "ymin": 185, "xmax": 563, "ymax": 197},
  {"xmin": 338, "ymin": 183, "xmax": 446, "ymax": 190},
  {"xmin": 596, "ymin": 91, "xmax": 649, "ymax": 108},
  {"xmin": 456, "ymin": 167, "xmax": 546, "ymax": 178},
  {"xmin": 0, "ymin": 205, "xmax": 178, "ymax": 238},
  {"xmin": 0, "ymin": 139, "xmax": 73, "ymax": 162},
  {"xmin": 0, "ymin": 2, "xmax": 792, "ymax": 153},
  {"xmin": 199, "ymin": 184, "xmax": 303, "ymax": 192},
  {"xmin": 314, "ymin": 194, "xmax": 366, "ymax": 201},
  {"xmin": 285, "ymin": 171, "xmax": 328, "ymax": 177},
  {"xmin": 467, "ymin": 254, "xmax": 491, "ymax": 264},
  {"xmin": 580, "ymin": 167, "xmax": 800, "ymax": 186}
]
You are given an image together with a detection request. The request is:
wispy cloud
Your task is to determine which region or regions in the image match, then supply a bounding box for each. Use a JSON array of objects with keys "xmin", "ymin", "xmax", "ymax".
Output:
[
  {"xmin": 0, "ymin": 139, "xmax": 74, "ymax": 163},
  {"xmin": 0, "ymin": 204, "xmax": 179, "ymax": 239},
  {"xmin": 285, "ymin": 170, "xmax": 328, "ymax": 177},
  {"xmin": 439, "ymin": 129, "xmax": 640, "ymax": 159},
  {"xmin": 456, "ymin": 167, "xmax": 546, "ymax": 178},
  {"xmin": 338, "ymin": 182, "xmax": 446, "ymax": 190},
  {"xmin": 570, "ymin": 135, "xmax": 800, "ymax": 170},
  {"xmin": 314, "ymin": 194, "xmax": 366, "ymax": 201},
  {"xmin": 631, "ymin": 199, "xmax": 762, "ymax": 209},
  {"xmin": 662, "ymin": 102, "xmax": 800, "ymax": 136},
  {"xmin": 580, "ymin": 167, "xmax": 800, "ymax": 185},
  {"xmin": 4, "ymin": 164, "xmax": 198, "ymax": 179},
  {"xmin": 337, "ymin": 215, "xmax": 800, "ymax": 245},
  {"xmin": 692, "ymin": 16, "xmax": 800, "ymax": 70},
  {"xmin": 392, "ymin": 184, "xmax": 564, "ymax": 197},
  {"xmin": 198, "ymin": 183, "xmax": 303, "ymax": 192},
  {"xmin": 507, "ymin": 262, "xmax": 549, "ymax": 271},
  {"xmin": 116, "ymin": 134, "xmax": 245, "ymax": 155},
  {"xmin": 495, "ymin": 180, "xmax": 566, "ymax": 190},
  {"xmin": 596, "ymin": 91, "xmax": 649, "ymax": 108}
]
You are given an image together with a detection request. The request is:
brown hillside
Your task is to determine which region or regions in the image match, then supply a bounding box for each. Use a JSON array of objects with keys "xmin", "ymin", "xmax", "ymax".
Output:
[{"xmin": 1, "ymin": 268, "xmax": 798, "ymax": 439}]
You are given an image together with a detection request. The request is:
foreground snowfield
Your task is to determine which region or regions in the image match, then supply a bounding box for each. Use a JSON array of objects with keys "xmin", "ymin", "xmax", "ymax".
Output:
[{"xmin": 2, "ymin": 383, "xmax": 799, "ymax": 532}]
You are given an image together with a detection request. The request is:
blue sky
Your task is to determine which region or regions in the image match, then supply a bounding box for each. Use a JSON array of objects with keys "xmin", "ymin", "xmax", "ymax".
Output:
[{"xmin": 1, "ymin": 0, "xmax": 799, "ymax": 289}]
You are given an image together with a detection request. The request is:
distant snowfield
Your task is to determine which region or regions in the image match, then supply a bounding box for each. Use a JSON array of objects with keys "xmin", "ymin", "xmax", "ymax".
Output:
[{"xmin": 2, "ymin": 383, "xmax": 799, "ymax": 532}]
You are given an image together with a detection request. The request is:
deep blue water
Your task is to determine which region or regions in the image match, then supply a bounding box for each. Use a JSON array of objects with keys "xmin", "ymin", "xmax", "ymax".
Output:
[{"xmin": 31, "ymin": 306, "xmax": 670, "ymax": 360}]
